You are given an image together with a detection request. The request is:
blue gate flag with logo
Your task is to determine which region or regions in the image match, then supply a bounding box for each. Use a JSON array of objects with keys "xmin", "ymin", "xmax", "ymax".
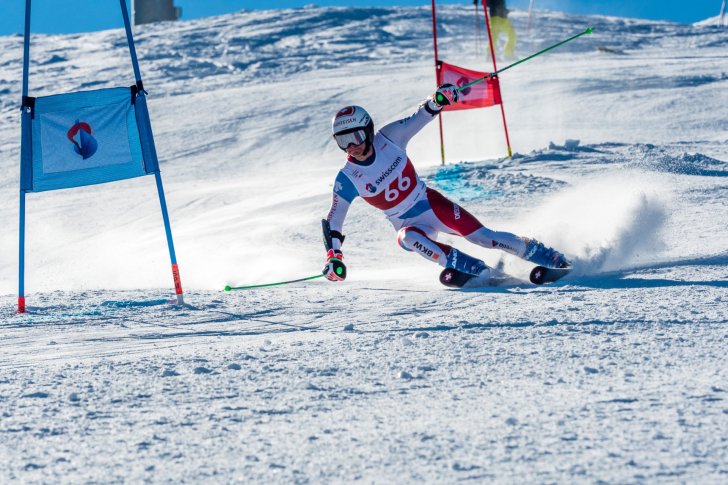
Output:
[{"xmin": 20, "ymin": 87, "xmax": 158, "ymax": 192}]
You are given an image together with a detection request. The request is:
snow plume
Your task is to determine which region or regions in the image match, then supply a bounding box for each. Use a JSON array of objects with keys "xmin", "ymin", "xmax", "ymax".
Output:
[{"xmin": 521, "ymin": 173, "xmax": 668, "ymax": 276}]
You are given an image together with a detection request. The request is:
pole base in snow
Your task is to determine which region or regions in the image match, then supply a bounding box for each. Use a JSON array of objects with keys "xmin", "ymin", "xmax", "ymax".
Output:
[
  {"xmin": 175, "ymin": 294, "xmax": 184, "ymax": 305},
  {"xmin": 18, "ymin": 297, "xmax": 25, "ymax": 313}
]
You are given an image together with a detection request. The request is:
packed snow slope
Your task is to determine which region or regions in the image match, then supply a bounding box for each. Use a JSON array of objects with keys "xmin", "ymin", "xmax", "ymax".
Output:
[{"xmin": 1, "ymin": 6, "xmax": 728, "ymax": 484}]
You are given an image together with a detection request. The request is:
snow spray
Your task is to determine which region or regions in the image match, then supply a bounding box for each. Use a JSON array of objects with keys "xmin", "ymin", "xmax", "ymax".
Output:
[{"xmin": 519, "ymin": 173, "xmax": 668, "ymax": 276}]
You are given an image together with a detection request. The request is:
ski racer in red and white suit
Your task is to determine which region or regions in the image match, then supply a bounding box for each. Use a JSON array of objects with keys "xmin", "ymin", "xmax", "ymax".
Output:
[{"xmin": 324, "ymin": 85, "xmax": 567, "ymax": 286}]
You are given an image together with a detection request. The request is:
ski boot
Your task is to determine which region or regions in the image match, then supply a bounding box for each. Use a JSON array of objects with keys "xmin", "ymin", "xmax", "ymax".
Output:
[
  {"xmin": 523, "ymin": 238, "xmax": 570, "ymax": 269},
  {"xmin": 523, "ymin": 238, "xmax": 572, "ymax": 284},
  {"xmin": 439, "ymin": 248, "xmax": 491, "ymax": 289}
]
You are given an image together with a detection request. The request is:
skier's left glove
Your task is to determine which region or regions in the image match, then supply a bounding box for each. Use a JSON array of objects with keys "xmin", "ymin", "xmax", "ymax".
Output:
[
  {"xmin": 322, "ymin": 249, "xmax": 347, "ymax": 282},
  {"xmin": 433, "ymin": 83, "xmax": 459, "ymax": 107}
]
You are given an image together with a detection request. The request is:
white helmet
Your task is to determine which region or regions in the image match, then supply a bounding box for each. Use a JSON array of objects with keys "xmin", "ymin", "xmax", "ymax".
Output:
[{"xmin": 332, "ymin": 106, "xmax": 374, "ymax": 152}]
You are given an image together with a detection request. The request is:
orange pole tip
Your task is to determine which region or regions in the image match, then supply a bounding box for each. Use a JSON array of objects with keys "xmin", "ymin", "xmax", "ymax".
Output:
[
  {"xmin": 171, "ymin": 264, "xmax": 185, "ymax": 305},
  {"xmin": 171, "ymin": 264, "xmax": 183, "ymax": 295}
]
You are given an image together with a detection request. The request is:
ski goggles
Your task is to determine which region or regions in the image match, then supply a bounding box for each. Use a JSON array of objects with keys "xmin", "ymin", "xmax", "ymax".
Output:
[{"xmin": 334, "ymin": 129, "xmax": 367, "ymax": 150}]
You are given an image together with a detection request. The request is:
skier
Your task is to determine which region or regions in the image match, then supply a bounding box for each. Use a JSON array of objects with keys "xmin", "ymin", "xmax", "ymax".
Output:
[
  {"xmin": 487, "ymin": 0, "xmax": 517, "ymax": 59},
  {"xmin": 322, "ymin": 84, "xmax": 569, "ymax": 288}
]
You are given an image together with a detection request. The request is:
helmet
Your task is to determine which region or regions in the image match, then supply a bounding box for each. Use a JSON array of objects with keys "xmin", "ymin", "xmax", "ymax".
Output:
[{"xmin": 332, "ymin": 106, "xmax": 374, "ymax": 152}]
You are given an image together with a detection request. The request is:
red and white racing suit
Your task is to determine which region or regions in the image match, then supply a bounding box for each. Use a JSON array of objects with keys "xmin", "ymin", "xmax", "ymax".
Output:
[{"xmin": 326, "ymin": 100, "xmax": 528, "ymax": 268}]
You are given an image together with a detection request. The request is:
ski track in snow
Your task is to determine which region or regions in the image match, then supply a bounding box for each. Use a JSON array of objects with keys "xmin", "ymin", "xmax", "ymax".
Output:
[{"xmin": 1, "ymin": 5, "xmax": 728, "ymax": 484}]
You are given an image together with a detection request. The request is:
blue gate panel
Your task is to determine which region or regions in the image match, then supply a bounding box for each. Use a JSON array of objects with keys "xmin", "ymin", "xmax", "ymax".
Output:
[{"xmin": 24, "ymin": 87, "xmax": 151, "ymax": 193}]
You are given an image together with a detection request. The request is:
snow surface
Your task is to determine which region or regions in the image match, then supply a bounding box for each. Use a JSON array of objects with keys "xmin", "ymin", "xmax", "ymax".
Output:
[
  {"xmin": 695, "ymin": 14, "xmax": 728, "ymax": 27},
  {"xmin": 1, "ymin": 6, "xmax": 728, "ymax": 483}
]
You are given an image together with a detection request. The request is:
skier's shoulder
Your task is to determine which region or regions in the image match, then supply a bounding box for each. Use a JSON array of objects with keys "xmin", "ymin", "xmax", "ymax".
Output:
[
  {"xmin": 373, "ymin": 130, "xmax": 389, "ymax": 146},
  {"xmin": 333, "ymin": 167, "xmax": 359, "ymax": 202},
  {"xmin": 339, "ymin": 163, "xmax": 357, "ymax": 179},
  {"xmin": 373, "ymin": 129, "xmax": 404, "ymax": 151}
]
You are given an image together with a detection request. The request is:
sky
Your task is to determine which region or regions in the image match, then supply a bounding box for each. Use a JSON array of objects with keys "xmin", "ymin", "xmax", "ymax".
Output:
[{"xmin": 0, "ymin": 0, "xmax": 721, "ymax": 37}]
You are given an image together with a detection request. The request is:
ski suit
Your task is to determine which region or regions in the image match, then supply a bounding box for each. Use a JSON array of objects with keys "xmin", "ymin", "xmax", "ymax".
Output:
[
  {"xmin": 487, "ymin": 0, "xmax": 517, "ymax": 58},
  {"xmin": 326, "ymin": 100, "xmax": 529, "ymax": 269}
]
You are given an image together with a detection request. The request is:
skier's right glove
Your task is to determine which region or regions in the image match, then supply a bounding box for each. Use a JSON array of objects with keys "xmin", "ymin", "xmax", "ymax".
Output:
[
  {"xmin": 322, "ymin": 249, "xmax": 347, "ymax": 282},
  {"xmin": 433, "ymin": 83, "xmax": 459, "ymax": 107}
]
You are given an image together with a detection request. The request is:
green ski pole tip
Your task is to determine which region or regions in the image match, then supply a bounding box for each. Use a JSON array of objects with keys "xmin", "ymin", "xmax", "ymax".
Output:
[
  {"xmin": 224, "ymin": 285, "xmax": 231, "ymax": 291},
  {"xmin": 585, "ymin": 27, "xmax": 594, "ymax": 34}
]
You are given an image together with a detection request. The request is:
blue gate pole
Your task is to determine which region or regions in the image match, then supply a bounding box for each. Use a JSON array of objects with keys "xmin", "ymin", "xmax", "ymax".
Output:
[
  {"xmin": 22, "ymin": 0, "xmax": 31, "ymax": 95},
  {"xmin": 119, "ymin": 0, "xmax": 142, "ymax": 84},
  {"xmin": 120, "ymin": 0, "xmax": 184, "ymax": 304},
  {"xmin": 154, "ymin": 172, "xmax": 184, "ymax": 304},
  {"xmin": 18, "ymin": 0, "xmax": 31, "ymax": 313},
  {"xmin": 19, "ymin": 192, "xmax": 26, "ymax": 313}
]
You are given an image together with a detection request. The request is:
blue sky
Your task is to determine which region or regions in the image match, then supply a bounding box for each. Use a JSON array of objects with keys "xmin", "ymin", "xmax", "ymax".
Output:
[{"xmin": 0, "ymin": 1, "xmax": 720, "ymax": 36}]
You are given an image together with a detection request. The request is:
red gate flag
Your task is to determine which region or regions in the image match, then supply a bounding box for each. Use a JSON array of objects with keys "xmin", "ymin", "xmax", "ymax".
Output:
[{"xmin": 436, "ymin": 61, "xmax": 502, "ymax": 112}]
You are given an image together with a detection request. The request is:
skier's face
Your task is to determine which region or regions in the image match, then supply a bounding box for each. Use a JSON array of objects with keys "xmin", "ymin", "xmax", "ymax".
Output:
[{"xmin": 345, "ymin": 140, "xmax": 367, "ymax": 158}]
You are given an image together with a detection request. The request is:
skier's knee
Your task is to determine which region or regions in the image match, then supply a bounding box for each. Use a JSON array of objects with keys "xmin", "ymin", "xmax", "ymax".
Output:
[
  {"xmin": 397, "ymin": 226, "xmax": 420, "ymax": 251},
  {"xmin": 398, "ymin": 226, "xmax": 450, "ymax": 266}
]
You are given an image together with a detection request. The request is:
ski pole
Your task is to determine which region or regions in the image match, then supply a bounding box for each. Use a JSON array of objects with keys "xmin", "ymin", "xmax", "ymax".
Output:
[
  {"xmin": 435, "ymin": 27, "xmax": 594, "ymax": 104},
  {"xmin": 225, "ymin": 273, "xmax": 325, "ymax": 291}
]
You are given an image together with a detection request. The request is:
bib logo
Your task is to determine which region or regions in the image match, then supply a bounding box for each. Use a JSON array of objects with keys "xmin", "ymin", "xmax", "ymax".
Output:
[
  {"xmin": 366, "ymin": 183, "xmax": 377, "ymax": 193},
  {"xmin": 67, "ymin": 120, "xmax": 98, "ymax": 160}
]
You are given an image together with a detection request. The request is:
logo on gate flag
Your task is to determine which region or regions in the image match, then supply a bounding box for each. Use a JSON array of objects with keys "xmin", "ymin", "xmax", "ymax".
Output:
[
  {"xmin": 39, "ymin": 100, "xmax": 135, "ymax": 175},
  {"xmin": 456, "ymin": 77, "xmax": 472, "ymax": 96},
  {"xmin": 67, "ymin": 120, "xmax": 98, "ymax": 160}
]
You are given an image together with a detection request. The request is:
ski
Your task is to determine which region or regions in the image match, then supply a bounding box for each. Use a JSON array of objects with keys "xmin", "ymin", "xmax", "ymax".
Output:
[
  {"xmin": 439, "ymin": 267, "xmax": 524, "ymax": 289},
  {"xmin": 439, "ymin": 268, "xmax": 474, "ymax": 288},
  {"xmin": 529, "ymin": 265, "xmax": 571, "ymax": 285}
]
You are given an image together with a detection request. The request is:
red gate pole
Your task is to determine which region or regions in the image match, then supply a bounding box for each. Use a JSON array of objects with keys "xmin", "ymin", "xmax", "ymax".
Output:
[
  {"xmin": 474, "ymin": 1, "xmax": 480, "ymax": 57},
  {"xmin": 431, "ymin": 0, "xmax": 445, "ymax": 164},
  {"xmin": 482, "ymin": 0, "xmax": 513, "ymax": 157}
]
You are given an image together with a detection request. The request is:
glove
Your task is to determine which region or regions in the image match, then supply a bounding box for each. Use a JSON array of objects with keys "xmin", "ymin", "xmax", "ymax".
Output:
[
  {"xmin": 322, "ymin": 249, "xmax": 347, "ymax": 281},
  {"xmin": 433, "ymin": 83, "xmax": 459, "ymax": 107}
]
